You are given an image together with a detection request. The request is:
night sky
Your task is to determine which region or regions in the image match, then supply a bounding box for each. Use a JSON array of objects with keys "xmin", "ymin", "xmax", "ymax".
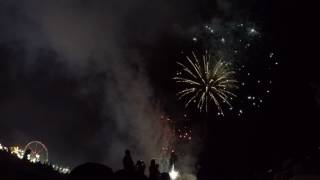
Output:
[{"xmin": 0, "ymin": 0, "xmax": 319, "ymax": 178}]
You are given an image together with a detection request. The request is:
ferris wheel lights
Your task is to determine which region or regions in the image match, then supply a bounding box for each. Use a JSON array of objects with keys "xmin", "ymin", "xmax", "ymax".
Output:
[{"xmin": 1, "ymin": 141, "xmax": 70, "ymax": 174}]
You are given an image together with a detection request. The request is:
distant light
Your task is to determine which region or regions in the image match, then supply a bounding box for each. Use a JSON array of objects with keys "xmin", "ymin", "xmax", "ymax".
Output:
[
  {"xmin": 248, "ymin": 28, "xmax": 259, "ymax": 36},
  {"xmin": 249, "ymin": 28, "xmax": 257, "ymax": 34},
  {"xmin": 192, "ymin": 37, "xmax": 197, "ymax": 42},
  {"xmin": 238, "ymin": 109, "xmax": 243, "ymax": 116},
  {"xmin": 269, "ymin": 52, "xmax": 274, "ymax": 58},
  {"xmin": 221, "ymin": 38, "xmax": 226, "ymax": 43}
]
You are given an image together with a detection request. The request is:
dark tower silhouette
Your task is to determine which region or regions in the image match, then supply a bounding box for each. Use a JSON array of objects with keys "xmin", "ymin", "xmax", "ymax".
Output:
[{"xmin": 169, "ymin": 151, "xmax": 178, "ymax": 168}]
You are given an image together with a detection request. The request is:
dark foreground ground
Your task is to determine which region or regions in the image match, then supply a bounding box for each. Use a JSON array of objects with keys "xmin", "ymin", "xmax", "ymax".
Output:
[{"xmin": 2, "ymin": 149, "xmax": 320, "ymax": 180}]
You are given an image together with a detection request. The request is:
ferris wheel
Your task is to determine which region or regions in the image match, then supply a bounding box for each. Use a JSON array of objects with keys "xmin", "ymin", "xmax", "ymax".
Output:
[{"xmin": 24, "ymin": 141, "xmax": 49, "ymax": 163}]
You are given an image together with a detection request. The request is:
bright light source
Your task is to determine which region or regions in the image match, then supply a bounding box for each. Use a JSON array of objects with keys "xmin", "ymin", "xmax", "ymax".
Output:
[{"xmin": 169, "ymin": 164, "xmax": 180, "ymax": 180}]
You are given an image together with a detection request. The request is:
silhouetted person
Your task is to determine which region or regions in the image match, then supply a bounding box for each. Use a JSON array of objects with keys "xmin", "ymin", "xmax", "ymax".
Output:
[
  {"xmin": 123, "ymin": 149, "xmax": 134, "ymax": 172},
  {"xmin": 149, "ymin": 159, "xmax": 160, "ymax": 180},
  {"xmin": 115, "ymin": 149, "xmax": 135, "ymax": 180},
  {"xmin": 23, "ymin": 149, "xmax": 31, "ymax": 161},
  {"xmin": 135, "ymin": 160, "xmax": 148, "ymax": 180}
]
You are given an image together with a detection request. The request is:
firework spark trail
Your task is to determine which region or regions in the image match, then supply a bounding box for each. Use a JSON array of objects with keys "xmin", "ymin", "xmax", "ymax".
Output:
[
  {"xmin": 189, "ymin": 23, "xmax": 278, "ymax": 117},
  {"xmin": 174, "ymin": 51, "xmax": 238, "ymax": 114}
]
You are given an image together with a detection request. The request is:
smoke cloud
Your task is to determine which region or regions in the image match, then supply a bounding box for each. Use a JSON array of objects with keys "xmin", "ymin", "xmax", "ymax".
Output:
[
  {"xmin": 0, "ymin": 0, "xmax": 201, "ymax": 169},
  {"xmin": 0, "ymin": 0, "xmax": 249, "ymax": 175}
]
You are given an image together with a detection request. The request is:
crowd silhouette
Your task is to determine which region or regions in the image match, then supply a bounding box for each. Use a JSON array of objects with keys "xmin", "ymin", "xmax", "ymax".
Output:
[
  {"xmin": 111, "ymin": 149, "xmax": 170, "ymax": 180},
  {"xmin": 3, "ymin": 147, "xmax": 320, "ymax": 180},
  {"xmin": 0, "ymin": 149, "xmax": 173, "ymax": 180}
]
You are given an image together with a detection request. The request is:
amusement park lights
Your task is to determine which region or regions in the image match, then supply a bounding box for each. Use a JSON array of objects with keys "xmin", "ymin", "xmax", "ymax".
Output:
[
  {"xmin": 10, "ymin": 146, "xmax": 24, "ymax": 159},
  {"xmin": 0, "ymin": 141, "xmax": 70, "ymax": 174}
]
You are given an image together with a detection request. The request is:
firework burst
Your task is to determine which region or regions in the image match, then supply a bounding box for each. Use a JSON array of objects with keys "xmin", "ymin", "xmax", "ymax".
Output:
[{"xmin": 174, "ymin": 51, "xmax": 238, "ymax": 114}]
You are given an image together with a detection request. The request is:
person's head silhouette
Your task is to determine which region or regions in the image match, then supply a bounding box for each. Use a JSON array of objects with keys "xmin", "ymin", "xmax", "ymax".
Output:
[
  {"xmin": 125, "ymin": 149, "xmax": 131, "ymax": 156},
  {"xmin": 136, "ymin": 160, "xmax": 146, "ymax": 173},
  {"xmin": 150, "ymin": 159, "xmax": 156, "ymax": 166}
]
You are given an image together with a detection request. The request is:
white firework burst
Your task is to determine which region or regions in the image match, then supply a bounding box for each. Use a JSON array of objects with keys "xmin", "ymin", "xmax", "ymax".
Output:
[{"xmin": 174, "ymin": 51, "xmax": 238, "ymax": 114}]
